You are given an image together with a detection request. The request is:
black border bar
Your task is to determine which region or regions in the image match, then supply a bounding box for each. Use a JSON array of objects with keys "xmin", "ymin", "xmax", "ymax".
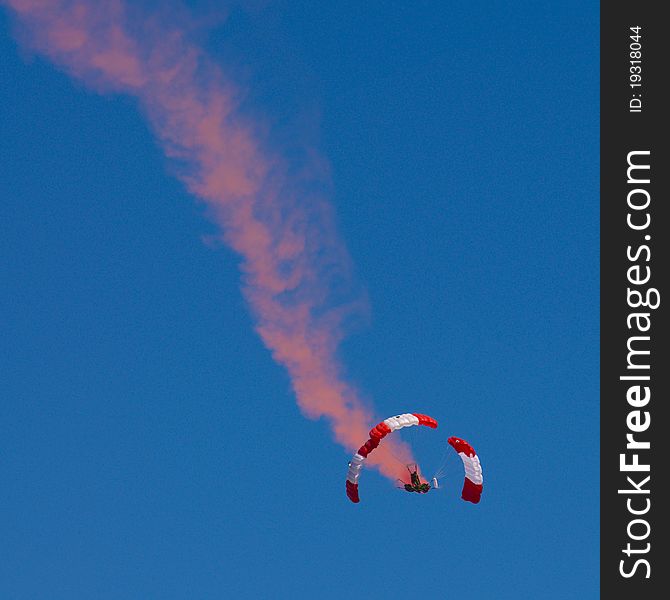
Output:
[{"xmin": 601, "ymin": 2, "xmax": 668, "ymax": 596}]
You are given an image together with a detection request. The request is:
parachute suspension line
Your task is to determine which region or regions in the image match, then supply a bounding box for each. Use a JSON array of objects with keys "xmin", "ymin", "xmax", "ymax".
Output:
[
  {"xmin": 407, "ymin": 421, "xmax": 419, "ymax": 447},
  {"xmin": 388, "ymin": 444, "xmax": 413, "ymax": 469},
  {"xmin": 430, "ymin": 441, "xmax": 453, "ymax": 481},
  {"xmin": 432, "ymin": 446, "xmax": 462, "ymax": 481},
  {"xmin": 384, "ymin": 424, "xmax": 418, "ymax": 470},
  {"xmin": 405, "ymin": 426, "xmax": 423, "ymax": 471}
]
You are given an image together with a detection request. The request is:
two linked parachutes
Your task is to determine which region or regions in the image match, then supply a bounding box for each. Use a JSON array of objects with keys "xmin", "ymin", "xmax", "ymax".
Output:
[{"xmin": 345, "ymin": 412, "xmax": 484, "ymax": 504}]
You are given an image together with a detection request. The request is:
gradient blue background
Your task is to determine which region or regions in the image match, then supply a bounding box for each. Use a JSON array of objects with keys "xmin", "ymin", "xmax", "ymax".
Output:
[{"xmin": 1, "ymin": 2, "xmax": 599, "ymax": 598}]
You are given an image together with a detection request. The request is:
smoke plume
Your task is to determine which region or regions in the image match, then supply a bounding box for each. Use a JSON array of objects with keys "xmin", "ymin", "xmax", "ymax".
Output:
[{"xmin": 4, "ymin": 0, "xmax": 414, "ymax": 481}]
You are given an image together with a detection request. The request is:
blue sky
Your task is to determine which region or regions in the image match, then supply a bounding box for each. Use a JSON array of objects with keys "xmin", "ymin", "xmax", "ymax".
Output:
[{"xmin": 1, "ymin": 2, "xmax": 599, "ymax": 598}]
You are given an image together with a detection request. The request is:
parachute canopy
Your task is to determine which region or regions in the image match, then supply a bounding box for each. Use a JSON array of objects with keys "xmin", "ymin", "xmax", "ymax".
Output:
[
  {"xmin": 345, "ymin": 413, "xmax": 437, "ymax": 503},
  {"xmin": 448, "ymin": 436, "xmax": 484, "ymax": 504}
]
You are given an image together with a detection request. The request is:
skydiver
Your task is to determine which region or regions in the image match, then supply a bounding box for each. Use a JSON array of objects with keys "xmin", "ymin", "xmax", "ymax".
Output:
[{"xmin": 402, "ymin": 465, "xmax": 431, "ymax": 493}]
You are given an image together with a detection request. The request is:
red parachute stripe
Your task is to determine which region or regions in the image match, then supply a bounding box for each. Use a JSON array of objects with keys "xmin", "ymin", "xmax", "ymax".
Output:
[
  {"xmin": 346, "ymin": 480, "xmax": 360, "ymax": 503},
  {"xmin": 363, "ymin": 438, "xmax": 380, "ymax": 453},
  {"xmin": 413, "ymin": 414, "xmax": 438, "ymax": 428},
  {"xmin": 448, "ymin": 436, "xmax": 475, "ymax": 457},
  {"xmin": 368, "ymin": 421, "xmax": 392, "ymax": 440},
  {"xmin": 461, "ymin": 477, "xmax": 483, "ymax": 504}
]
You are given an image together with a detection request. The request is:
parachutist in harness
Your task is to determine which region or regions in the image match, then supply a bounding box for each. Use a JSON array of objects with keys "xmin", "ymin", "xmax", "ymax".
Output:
[{"xmin": 402, "ymin": 465, "xmax": 431, "ymax": 494}]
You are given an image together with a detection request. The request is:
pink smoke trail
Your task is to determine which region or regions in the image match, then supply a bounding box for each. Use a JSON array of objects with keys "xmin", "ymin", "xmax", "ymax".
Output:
[{"xmin": 3, "ymin": 0, "xmax": 415, "ymax": 481}]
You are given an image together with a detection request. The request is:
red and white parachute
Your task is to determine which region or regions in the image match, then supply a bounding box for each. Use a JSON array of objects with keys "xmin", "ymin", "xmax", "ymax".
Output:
[
  {"xmin": 345, "ymin": 413, "xmax": 484, "ymax": 504},
  {"xmin": 345, "ymin": 413, "xmax": 438, "ymax": 503},
  {"xmin": 448, "ymin": 436, "xmax": 484, "ymax": 504}
]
